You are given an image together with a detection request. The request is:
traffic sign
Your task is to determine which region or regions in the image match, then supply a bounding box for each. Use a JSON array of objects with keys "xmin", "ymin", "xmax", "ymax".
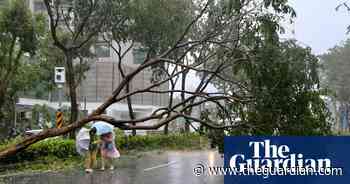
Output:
[{"xmin": 54, "ymin": 67, "xmax": 65, "ymax": 83}]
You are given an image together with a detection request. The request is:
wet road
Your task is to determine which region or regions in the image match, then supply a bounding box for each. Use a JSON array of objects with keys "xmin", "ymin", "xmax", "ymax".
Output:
[{"xmin": 0, "ymin": 151, "xmax": 223, "ymax": 184}]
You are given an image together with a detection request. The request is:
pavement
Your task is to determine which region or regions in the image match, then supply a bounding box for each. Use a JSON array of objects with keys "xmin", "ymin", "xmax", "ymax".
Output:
[{"xmin": 0, "ymin": 150, "xmax": 224, "ymax": 184}]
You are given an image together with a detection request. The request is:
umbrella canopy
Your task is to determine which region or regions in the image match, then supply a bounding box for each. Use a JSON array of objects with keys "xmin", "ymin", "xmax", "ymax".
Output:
[
  {"xmin": 76, "ymin": 127, "xmax": 90, "ymax": 155},
  {"xmin": 91, "ymin": 121, "xmax": 114, "ymax": 135}
]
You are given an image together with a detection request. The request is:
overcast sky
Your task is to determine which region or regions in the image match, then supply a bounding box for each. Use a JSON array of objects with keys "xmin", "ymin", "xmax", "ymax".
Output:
[{"xmin": 287, "ymin": 0, "xmax": 350, "ymax": 55}]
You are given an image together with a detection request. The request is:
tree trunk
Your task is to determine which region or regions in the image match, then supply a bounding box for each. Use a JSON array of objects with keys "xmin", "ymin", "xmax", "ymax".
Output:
[
  {"xmin": 0, "ymin": 87, "xmax": 7, "ymax": 123},
  {"xmin": 0, "ymin": 115, "xmax": 103, "ymax": 159},
  {"xmin": 65, "ymin": 53, "xmax": 79, "ymax": 138},
  {"xmin": 181, "ymin": 68, "xmax": 190, "ymax": 132},
  {"xmin": 125, "ymin": 84, "xmax": 136, "ymax": 136},
  {"xmin": 0, "ymin": 100, "xmax": 5, "ymax": 124},
  {"xmin": 0, "ymin": 81, "xmax": 119, "ymax": 159},
  {"xmin": 164, "ymin": 123, "xmax": 169, "ymax": 134}
]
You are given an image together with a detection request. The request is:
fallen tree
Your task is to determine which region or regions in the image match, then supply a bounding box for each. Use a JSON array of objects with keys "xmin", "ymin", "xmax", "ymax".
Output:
[
  {"xmin": 0, "ymin": 0, "xmax": 299, "ymax": 159},
  {"xmin": 0, "ymin": 55, "xmax": 249, "ymax": 158}
]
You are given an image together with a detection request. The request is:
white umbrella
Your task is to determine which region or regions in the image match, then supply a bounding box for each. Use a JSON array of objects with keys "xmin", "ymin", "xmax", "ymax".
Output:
[
  {"xmin": 91, "ymin": 121, "xmax": 114, "ymax": 135},
  {"xmin": 76, "ymin": 127, "xmax": 90, "ymax": 155}
]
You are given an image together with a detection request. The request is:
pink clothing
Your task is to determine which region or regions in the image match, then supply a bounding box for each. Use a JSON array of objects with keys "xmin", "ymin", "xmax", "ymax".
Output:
[
  {"xmin": 100, "ymin": 132, "xmax": 120, "ymax": 158},
  {"xmin": 101, "ymin": 141, "xmax": 120, "ymax": 158}
]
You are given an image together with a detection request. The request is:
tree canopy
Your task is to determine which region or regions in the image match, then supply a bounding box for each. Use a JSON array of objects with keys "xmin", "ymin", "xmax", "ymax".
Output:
[
  {"xmin": 321, "ymin": 39, "xmax": 350, "ymax": 103},
  {"xmin": 0, "ymin": 0, "xmax": 42, "ymax": 122},
  {"xmin": 238, "ymin": 41, "xmax": 331, "ymax": 135},
  {"xmin": 197, "ymin": 0, "xmax": 331, "ymax": 135}
]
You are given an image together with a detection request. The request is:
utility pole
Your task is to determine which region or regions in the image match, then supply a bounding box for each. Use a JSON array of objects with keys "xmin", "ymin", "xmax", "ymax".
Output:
[{"xmin": 58, "ymin": 84, "xmax": 63, "ymax": 108}]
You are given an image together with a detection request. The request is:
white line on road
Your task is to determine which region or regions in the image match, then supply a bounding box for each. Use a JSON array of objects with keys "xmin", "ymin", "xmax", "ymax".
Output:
[{"xmin": 143, "ymin": 161, "xmax": 178, "ymax": 172}]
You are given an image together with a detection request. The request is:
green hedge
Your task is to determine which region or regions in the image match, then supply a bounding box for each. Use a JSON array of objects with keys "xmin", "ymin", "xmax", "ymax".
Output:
[
  {"xmin": 117, "ymin": 133, "xmax": 203, "ymax": 150},
  {"xmin": 0, "ymin": 133, "xmax": 205, "ymax": 163},
  {"xmin": 1, "ymin": 138, "xmax": 78, "ymax": 163}
]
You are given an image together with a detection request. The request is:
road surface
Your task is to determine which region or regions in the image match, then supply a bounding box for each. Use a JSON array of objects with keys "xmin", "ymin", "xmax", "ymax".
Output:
[{"xmin": 0, "ymin": 150, "xmax": 223, "ymax": 184}]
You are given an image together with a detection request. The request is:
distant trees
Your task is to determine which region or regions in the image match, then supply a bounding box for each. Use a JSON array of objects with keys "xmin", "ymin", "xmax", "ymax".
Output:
[
  {"xmin": 0, "ymin": 0, "xmax": 42, "ymax": 124},
  {"xmin": 321, "ymin": 40, "xmax": 350, "ymax": 103},
  {"xmin": 321, "ymin": 39, "xmax": 350, "ymax": 131}
]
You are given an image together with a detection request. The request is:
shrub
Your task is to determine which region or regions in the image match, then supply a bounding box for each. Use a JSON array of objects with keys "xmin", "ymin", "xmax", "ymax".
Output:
[
  {"xmin": 1, "ymin": 138, "xmax": 77, "ymax": 163},
  {"xmin": 0, "ymin": 133, "xmax": 206, "ymax": 164}
]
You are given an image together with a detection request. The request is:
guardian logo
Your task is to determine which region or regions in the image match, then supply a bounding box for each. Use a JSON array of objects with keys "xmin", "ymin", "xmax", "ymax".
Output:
[
  {"xmin": 230, "ymin": 140, "xmax": 331, "ymax": 171},
  {"xmin": 224, "ymin": 136, "xmax": 349, "ymax": 184}
]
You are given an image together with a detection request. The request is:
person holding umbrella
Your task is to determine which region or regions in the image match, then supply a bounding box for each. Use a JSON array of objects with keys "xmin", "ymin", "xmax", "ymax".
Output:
[
  {"xmin": 100, "ymin": 132, "xmax": 120, "ymax": 170},
  {"xmin": 84, "ymin": 127, "xmax": 101, "ymax": 173},
  {"xmin": 91, "ymin": 121, "xmax": 120, "ymax": 171}
]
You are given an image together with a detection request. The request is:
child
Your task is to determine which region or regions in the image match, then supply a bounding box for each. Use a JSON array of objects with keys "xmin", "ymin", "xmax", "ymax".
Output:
[
  {"xmin": 100, "ymin": 132, "xmax": 120, "ymax": 170},
  {"xmin": 85, "ymin": 127, "xmax": 100, "ymax": 173}
]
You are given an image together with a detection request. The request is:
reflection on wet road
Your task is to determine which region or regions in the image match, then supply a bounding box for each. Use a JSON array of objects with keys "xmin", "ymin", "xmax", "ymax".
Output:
[{"xmin": 0, "ymin": 151, "xmax": 223, "ymax": 184}]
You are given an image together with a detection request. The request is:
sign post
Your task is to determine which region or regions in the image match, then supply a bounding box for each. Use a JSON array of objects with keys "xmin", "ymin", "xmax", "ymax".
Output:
[
  {"xmin": 54, "ymin": 67, "xmax": 65, "ymax": 128},
  {"xmin": 56, "ymin": 111, "xmax": 63, "ymax": 128}
]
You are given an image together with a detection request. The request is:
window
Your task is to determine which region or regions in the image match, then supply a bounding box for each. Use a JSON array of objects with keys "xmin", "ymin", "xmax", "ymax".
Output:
[
  {"xmin": 95, "ymin": 43, "xmax": 110, "ymax": 58},
  {"xmin": 132, "ymin": 48, "xmax": 147, "ymax": 64}
]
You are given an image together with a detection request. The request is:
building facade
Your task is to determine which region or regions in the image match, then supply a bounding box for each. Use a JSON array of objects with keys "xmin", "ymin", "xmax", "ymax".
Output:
[{"xmin": 25, "ymin": 0, "xmax": 169, "ymax": 107}]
